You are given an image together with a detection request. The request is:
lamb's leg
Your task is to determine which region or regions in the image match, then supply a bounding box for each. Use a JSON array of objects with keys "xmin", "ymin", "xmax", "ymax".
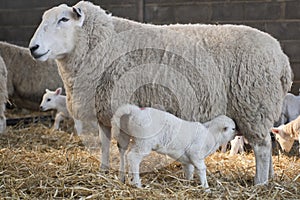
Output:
[
  {"xmin": 191, "ymin": 158, "xmax": 209, "ymax": 189},
  {"xmin": 220, "ymin": 143, "xmax": 227, "ymax": 153},
  {"xmin": 182, "ymin": 163, "xmax": 194, "ymax": 180},
  {"xmin": 53, "ymin": 112, "xmax": 64, "ymax": 130},
  {"xmin": 127, "ymin": 145, "xmax": 150, "ymax": 188},
  {"xmin": 99, "ymin": 123, "xmax": 111, "ymax": 170},
  {"xmin": 117, "ymin": 131, "xmax": 131, "ymax": 183},
  {"xmin": 253, "ymin": 134, "xmax": 273, "ymax": 185}
]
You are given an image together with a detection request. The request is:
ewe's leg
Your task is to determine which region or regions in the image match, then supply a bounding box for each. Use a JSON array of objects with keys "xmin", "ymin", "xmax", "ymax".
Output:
[
  {"xmin": 0, "ymin": 104, "xmax": 6, "ymax": 133},
  {"xmin": 127, "ymin": 145, "xmax": 151, "ymax": 188},
  {"xmin": 182, "ymin": 163, "xmax": 194, "ymax": 180},
  {"xmin": 53, "ymin": 112, "xmax": 64, "ymax": 130},
  {"xmin": 99, "ymin": 123, "xmax": 111, "ymax": 170},
  {"xmin": 253, "ymin": 134, "xmax": 273, "ymax": 185},
  {"xmin": 117, "ymin": 131, "xmax": 131, "ymax": 183},
  {"xmin": 74, "ymin": 119, "xmax": 83, "ymax": 135}
]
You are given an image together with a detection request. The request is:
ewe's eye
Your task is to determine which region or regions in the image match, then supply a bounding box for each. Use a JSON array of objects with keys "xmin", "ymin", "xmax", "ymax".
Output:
[
  {"xmin": 47, "ymin": 98, "xmax": 51, "ymax": 102},
  {"xmin": 58, "ymin": 17, "xmax": 69, "ymax": 23}
]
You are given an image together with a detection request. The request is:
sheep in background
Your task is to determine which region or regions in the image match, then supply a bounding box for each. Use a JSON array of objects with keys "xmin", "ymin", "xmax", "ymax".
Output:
[
  {"xmin": 0, "ymin": 56, "xmax": 8, "ymax": 133},
  {"xmin": 40, "ymin": 87, "xmax": 82, "ymax": 134},
  {"xmin": 221, "ymin": 136, "xmax": 247, "ymax": 156},
  {"xmin": 271, "ymin": 115, "xmax": 300, "ymax": 154},
  {"xmin": 275, "ymin": 93, "xmax": 300, "ymax": 126},
  {"xmin": 0, "ymin": 41, "xmax": 63, "ymax": 110},
  {"xmin": 29, "ymin": 1, "xmax": 292, "ymax": 184},
  {"xmin": 111, "ymin": 104, "xmax": 236, "ymax": 189}
]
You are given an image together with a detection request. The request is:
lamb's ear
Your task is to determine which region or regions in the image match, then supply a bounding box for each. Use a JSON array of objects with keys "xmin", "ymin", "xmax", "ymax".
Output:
[
  {"xmin": 72, "ymin": 7, "xmax": 85, "ymax": 27},
  {"xmin": 55, "ymin": 87, "xmax": 62, "ymax": 95},
  {"xmin": 271, "ymin": 128, "xmax": 280, "ymax": 134},
  {"xmin": 45, "ymin": 89, "xmax": 50, "ymax": 93}
]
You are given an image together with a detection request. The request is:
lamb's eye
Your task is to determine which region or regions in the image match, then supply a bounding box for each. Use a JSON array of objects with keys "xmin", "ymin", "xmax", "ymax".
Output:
[
  {"xmin": 58, "ymin": 17, "xmax": 69, "ymax": 23},
  {"xmin": 47, "ymin": 98, "xmax": 51, "ymax": 102}
]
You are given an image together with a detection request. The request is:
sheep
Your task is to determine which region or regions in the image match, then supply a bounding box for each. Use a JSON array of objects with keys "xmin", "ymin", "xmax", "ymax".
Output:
[
  {"xmin": 275, "ymin": 93, "xmax": 300, "ymax": 126},
  {"xmin": 221, "ymin": 136, "xmax": 247, "ymax": 156},
  {"xmin": 111, "ymin": 104, "xmax": 237, "ymax": 188},
  {"xmin": 29, "ymin": 1, "xmax": 292, "ymax": 185},
  {"xmin": 0, "ymin": 56, "xmax": 8, "ymax": 133},
  {"xmin": 0, "ymin": 41, "xmax": 63, "ymax": 110},
  {"xmin": 271, "ymin": 115, "xmax": 300, "ymax": 154},
  {"xmin": 39, "ymin": 87, "xmax": 79, "ymax": 132}
]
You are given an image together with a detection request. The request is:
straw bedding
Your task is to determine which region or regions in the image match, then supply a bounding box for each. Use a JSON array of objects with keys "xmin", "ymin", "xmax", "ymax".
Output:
[{"xmin": 0, "ymin": 112, "xmax": 299, "ymax": 199}]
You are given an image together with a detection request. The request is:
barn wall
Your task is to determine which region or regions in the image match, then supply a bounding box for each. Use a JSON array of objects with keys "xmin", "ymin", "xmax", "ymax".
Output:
[{"xmin": 0, "ymin": 0, "xmax": 299, "ymax": 93}]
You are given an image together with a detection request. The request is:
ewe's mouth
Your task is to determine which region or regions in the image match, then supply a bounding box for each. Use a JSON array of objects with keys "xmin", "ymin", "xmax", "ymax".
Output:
[{"xmin": 33, "ymin": 50, "xmax": 50, "ymax": 59}]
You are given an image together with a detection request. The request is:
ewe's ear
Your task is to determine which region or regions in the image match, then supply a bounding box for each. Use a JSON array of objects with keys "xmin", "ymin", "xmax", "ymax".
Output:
[
  {"xmin": 55, "ymin": 87, "xmax": 62, "ymax": 95},
  {"xmin": 72, "ymin": 7, "xmax": 85, "ymax": 27}
]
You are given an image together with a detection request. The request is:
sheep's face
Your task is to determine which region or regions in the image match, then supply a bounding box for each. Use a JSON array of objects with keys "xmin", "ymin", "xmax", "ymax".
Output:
[
  {"xmin": 271, "ymin": 127, "xmax": 294, "ymax": 152},
  {"xmin": 40, "ymin": 88, "xmax": 62, "ymax": 111},
  {"xmin": 205, "ymin": 115, "xmax": 236, "ymax": 143},
  {"xmin": 29, "ymin": 4, "xmax": 85, "ymax": 61}
]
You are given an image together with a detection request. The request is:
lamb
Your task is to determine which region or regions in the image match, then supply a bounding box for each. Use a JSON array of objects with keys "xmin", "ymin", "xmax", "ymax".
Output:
[
  {"xmin": 40, "ymin": 87, "xmax": 83, "ymax": 134},
  {"xmin": 275, "ymin": 93, "xmax": 300, "ymax": 126},
  {"xmin": 0, "ymin": 41, "xmax": 63, "ymax": 110},
  {"xmin": 111, "ymin": 104, "xmax": 237, "ymax": 188},
  {"xmin": 0, "ymin": 56, "xmax": 8, "ymax": 133},
  {"xmin": 221, "ymin": 136, "xmax": 247, "ymax": 156},
  {"xmin": 29, "ymin": 1, "xmax": 292, "ymax": 185},
  {"xmin": 271, "ymin": 115, "xmax": 300, "ymax": 154}
]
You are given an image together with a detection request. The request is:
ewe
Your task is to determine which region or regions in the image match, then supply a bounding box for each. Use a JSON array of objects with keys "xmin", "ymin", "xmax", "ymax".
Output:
[
  {"xmin": 29, "ymin": 1, "xmax": 292, "ymax": 184},
  {"xmin": 40, "ymin": 87, "xmax": 82, "ymax": 134},
  {"xmin": 111, "ymin": 104, "xmax": 236, "ymax": 189},
  {"xmin": 0, "ymin": 41, "xmax": 62, "ymax": 110}
]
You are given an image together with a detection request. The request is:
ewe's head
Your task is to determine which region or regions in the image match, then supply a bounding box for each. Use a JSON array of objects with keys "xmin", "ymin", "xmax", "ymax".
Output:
[
  {"xmin": 271, "ymin": 126, "xmax": 294, "ymax": 152},
  {"xmin": 29, "ymin": 4, "xmax": 85, "ymax": 61},
  {"xmin": 204, "ymin": 115, "xmax": 237, "ymax": 143},
  {"xmin": 40, "ymin": 88, "xmax": 62, "ymax": 111}
]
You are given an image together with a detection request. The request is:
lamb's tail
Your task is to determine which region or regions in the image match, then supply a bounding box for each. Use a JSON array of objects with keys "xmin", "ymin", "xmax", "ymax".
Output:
[{"xmin": 111, "ymin": 104, "xmax": 140, "ymax": 139}]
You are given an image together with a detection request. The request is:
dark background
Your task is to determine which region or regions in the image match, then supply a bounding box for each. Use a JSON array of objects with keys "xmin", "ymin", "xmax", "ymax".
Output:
[{"xmin": 0, "ymin": 0, "xmax": 299, "ymax": 93}]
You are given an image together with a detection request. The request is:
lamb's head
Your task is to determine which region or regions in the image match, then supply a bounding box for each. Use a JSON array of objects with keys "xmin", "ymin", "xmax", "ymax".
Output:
[
  {"xmin": 29, "ymin": 4, "xmax": 85, "ymax": 61},
  {"xmin": 204, "ymin": 115, "xmax": 237, "ymax": 144},
  {"xmin": 40, "ymin": 88, "xmax": 62, "ymax": 111},
  {"xmin": 271, "ymin": 126, "xmax": 294, "ymax": 152}
]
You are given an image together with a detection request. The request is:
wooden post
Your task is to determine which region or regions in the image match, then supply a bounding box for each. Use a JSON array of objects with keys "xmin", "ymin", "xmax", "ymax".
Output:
[{"xmin": 136, "ymin": 0, "xmax": 144, "ymax": 22}]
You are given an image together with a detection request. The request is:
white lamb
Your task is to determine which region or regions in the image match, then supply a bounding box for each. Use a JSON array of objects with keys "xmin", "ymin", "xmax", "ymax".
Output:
[
  {"xmin": 40, "ymin": 87, "xmax": 82, "ymax": 134},
  {"xmin": 221, "ymin": 136, "xmax": 247, "ymax": 156},
  {"xmin": 111, "ymin": 104, "xmax": 236, "ymax": 188},
  {"xmin": 271, "ymin": 115, "xmax": 300, "ymax": 154}
]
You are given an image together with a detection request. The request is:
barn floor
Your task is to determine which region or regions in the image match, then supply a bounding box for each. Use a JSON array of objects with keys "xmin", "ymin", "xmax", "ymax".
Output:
[{"xmin": 0, "ymin": 110, "xmax": 299, "ymax": 199}]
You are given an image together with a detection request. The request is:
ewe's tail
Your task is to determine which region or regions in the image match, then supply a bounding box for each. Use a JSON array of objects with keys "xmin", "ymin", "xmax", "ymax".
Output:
[{"xmin": 111, "ymin": 104, "xmax": 140, "ymax": 139}]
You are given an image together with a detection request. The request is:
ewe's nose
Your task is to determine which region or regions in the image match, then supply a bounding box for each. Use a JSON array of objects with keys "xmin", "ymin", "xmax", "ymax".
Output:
[{"xmin": 29, "ymin": 44, "xmax": 39, "ymax": 54}]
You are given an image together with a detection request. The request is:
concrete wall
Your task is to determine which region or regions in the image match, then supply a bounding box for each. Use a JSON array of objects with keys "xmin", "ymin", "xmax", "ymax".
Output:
[{"xmin": 0, "ymin": 0, "xmax": 299, "ymax": 93}]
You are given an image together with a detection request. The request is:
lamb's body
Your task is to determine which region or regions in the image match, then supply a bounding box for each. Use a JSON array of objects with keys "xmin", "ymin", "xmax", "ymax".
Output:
[
  {"xmin": 29, "ymin": 1, "xmax": 293, "ymax": 184},
  {"xmin": 272, "ymin": 115, "xmax": 300, "ymax": 154},
  {"xmin": 0, "ymin": 42, "xmax": 63, "ymax": 110},
  {"xmin": 0, "ymin": 56, "xmax": 7, "ymax": 133},
  {"xmin": 111, "ymin": 104, "xmax": 236, "ymax": 188}
]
